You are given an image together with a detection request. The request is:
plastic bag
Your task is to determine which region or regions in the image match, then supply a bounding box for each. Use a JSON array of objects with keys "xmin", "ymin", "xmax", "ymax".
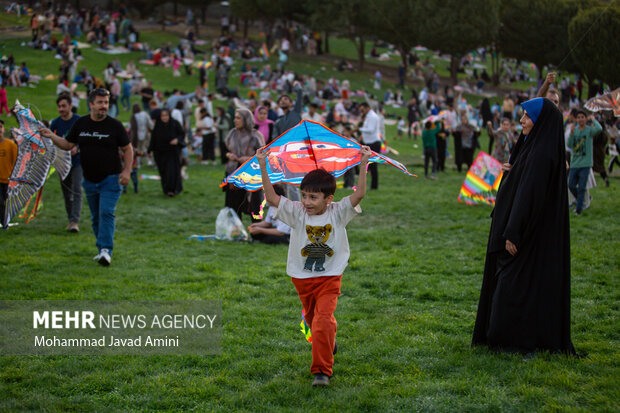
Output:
[{"xmin": 215, "ymin": 207, "xmax": 249, "ymax": 241}]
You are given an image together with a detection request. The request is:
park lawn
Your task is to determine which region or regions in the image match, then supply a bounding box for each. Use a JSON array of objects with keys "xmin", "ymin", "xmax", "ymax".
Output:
[{"xmin": 1, "ymin": 27, "xmax": 619, "ymax": 412}]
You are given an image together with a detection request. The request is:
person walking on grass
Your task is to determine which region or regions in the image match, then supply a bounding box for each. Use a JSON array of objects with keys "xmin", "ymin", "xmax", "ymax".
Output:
[
  {"xmin": 41, "ymin": 88, "xmax": 133, "ymax": 266},
  {"xmin": 422, "ymin": 120, "xmax": 440, "ymax": 179},
  {"xmin": 256, "ymin": 144, "xmax": 372, "ymax": 387},
  {"xmin": 50, "ymin": 93, "xmax": 82, "ymax": 233},
  {"xmin": 358, "ymin": 102, "xmax": 381, "ymax": 189}
]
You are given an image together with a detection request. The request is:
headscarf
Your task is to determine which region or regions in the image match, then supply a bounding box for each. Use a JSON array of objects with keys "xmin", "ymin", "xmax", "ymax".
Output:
[
  {"xmin": 149, "ymin": 110, "xmax": 184, "ymax": 152},
  {"xmin": 254, "ymin": 105, "xmax": 273, "ymax": 142},
  {"xmin": 522, "ymin": 97, "xmax": 544, "ymax": 125},
  {"xmin": 224, "ymin": 108, "xmax": 264, "ymax": 175}
]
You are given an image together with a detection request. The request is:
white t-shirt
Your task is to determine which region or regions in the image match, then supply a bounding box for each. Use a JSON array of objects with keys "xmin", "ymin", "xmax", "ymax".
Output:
[{"xmin": 275, "ymin": 196, "xmax": 360, "ymax": 279}]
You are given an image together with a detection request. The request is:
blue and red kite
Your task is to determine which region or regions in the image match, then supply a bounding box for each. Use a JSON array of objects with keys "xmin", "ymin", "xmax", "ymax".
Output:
[{"xmin": 221, "ymin": 120, "xmax": 415, "ymax": 191}]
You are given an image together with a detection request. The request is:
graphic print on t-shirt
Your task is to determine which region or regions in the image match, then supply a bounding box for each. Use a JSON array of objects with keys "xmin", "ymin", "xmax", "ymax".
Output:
[{"xmin": 301, "ymin": 224, "xmax": 334, "ymax": 272}]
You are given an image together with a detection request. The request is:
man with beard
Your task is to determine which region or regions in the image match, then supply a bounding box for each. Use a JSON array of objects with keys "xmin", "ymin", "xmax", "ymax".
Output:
[
  {"xmin": 42, "ymin": 88, "xmax": 133, "ymax": 266},
  {"xmin": 272, "ymin": 81, "xmax": 303, "ymax": 143}
]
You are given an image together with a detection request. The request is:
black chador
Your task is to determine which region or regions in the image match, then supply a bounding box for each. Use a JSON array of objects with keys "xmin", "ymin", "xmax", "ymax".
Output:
[{"xmin": 472, "ymin": 98, "xmax": 576, "ymax": 355}]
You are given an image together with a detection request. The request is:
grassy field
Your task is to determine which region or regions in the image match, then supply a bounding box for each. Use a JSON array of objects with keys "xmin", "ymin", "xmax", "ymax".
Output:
[{"xmin": 1, "ymin": 24, "xmax": 619, "ymax": 412}]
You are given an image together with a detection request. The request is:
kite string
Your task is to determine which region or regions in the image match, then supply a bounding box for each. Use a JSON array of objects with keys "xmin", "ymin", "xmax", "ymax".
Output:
[
  {"xmin": 303, "ymin": 121, "xmax": 319, "ymax": 170},
  {"xmin": 556, "ymin": 2, "xmax": 612, "ymax": 70}
]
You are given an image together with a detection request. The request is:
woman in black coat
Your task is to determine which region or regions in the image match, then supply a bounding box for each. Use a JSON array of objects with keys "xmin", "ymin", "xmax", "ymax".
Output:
[
  {"xmin": 148, "ymin": 109, "xmax": 185, "ymax": 197},
  {"xmin": 472, "ymin": 97, "xmax": 578, "ymax": 355}
]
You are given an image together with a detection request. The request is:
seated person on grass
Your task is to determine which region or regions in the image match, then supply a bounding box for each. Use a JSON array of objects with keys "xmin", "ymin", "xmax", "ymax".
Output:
[
  {"xmin": 256, "ymin": 144, "xmax": 372, "ymax": 387},
  {"xmin": 248, "ymin": 184, "xmax": 291, "ymax": 244}
]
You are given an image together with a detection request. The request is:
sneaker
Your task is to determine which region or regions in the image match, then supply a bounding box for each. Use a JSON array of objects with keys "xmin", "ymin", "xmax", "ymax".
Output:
[
  {"xmin": 68, "ymin": 222, "xmax": 79, "ymax": 233},
  {"xmin": 98, "ymin": 249, "xmax": 111, "ymax": 266},
  {"xmin": 93, "ymin": 252, "xmax": 102, "ymax": 261},
  {"xmin": 312, "ymin": 373, "xmax": 329, "ymax": 387}
]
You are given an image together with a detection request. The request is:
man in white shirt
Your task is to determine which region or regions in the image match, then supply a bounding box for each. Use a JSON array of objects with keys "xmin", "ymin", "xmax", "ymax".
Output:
[
  {"xmin": 303, "ymin": 103, "xmax": 322, "ymax": 123},
  {"xmin": 358, "ymin": 102, "xmax": 381, "ymax": 189}
]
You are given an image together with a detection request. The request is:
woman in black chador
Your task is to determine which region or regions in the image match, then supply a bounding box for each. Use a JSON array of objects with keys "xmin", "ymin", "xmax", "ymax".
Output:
[
  {"xmin": 472, "ymin": 97, "xmax": 577, "ymax": 355},
  {"xmin": 148, "ymin": 109, "xmax": 185, "ymax": 197}
]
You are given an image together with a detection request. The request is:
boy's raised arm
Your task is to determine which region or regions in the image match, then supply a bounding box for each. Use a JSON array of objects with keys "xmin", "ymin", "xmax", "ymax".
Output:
[
  {"xmin": 349, "ymin": 146, "xmax": 372, "ymax": 207},
  {"xmin": 256, "ymin": 147, "xmax": 281, "ymax": 207}
]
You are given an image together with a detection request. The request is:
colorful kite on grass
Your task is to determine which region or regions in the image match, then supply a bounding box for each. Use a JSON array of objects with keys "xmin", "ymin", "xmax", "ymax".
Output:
[
  {"xmin": 221, "ymin": 120, "xmax": 415, "ymax": 191},
  {"xmin": 3, "ymin": 100, "xmax": 71, "ymax": 228},
  {"xmin": 458, "ymin": 152, "xmax": 503, "ymax": 206},
  {"xmin": 259, "ymin": 43, "xmax": 269, "ymax": 58},
  {"xmin": 585, "ymin": 88, "xmax": 620, "ymax": 117}
]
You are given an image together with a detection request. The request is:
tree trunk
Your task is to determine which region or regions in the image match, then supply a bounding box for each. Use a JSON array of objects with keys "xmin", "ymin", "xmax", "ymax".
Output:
[
  {"xmin": 491, "ymin": 51, "xmax": 500, "ymax": 86},
  {"xmin": 400, "ymin": 46, "xmax": 408, "ymax": 71},
  {"xmin": 201, "ymin": 6, "xmax": 206, "ymax": 29},
  {"xmin": 194, "ymin": 9, "xmax": 200, "ymax": 37},
  {"xmin": 355, "ymin": 36, "xmax": 365, "ymax": 70},
  {"xmin": 324, "ymin": 31, "xmax": 329, "ymax": 54},
  {"xmin": 173, "ymin": 1, "xmax": 178, "ymax": 21},
  {"xmin": 243, "ymin": 19, "xmax": 249, "ymax": 39},
  {"xmin": 450, "ymin": 55, "xmax": 458, "ymax": 85}
]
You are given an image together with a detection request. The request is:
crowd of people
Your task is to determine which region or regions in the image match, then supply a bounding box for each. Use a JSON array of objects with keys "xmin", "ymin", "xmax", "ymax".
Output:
[{"xmin": 1, "ymin": 6, "xmax": 619, "ymax": 389}]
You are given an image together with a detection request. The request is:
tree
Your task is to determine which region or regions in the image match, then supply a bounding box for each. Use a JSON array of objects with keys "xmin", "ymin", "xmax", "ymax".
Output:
[
  {"xmin": 366, "ymin": 0, "xmax": 420, "ymax": 71},
  {"xmin": 499, "ymin": 0, "xmax": 594, "ymax": 79},
  {"xmin": 568, "ymin": 3, "xmax": 620, "ymax": 88},
  {"xmin": 179, "ymin": 0, "xmax": 217, "ymax": 37},
  {"xmin": 127, "ymin": 0, "xmax": 165, "ymax": 20},
  {"xmin": 306, "ymin": 0, "xmax": 374, "ymax": 69},
  {"xmin": 417, "ymin": 0, "xmax": 500, "ymax": 84}
]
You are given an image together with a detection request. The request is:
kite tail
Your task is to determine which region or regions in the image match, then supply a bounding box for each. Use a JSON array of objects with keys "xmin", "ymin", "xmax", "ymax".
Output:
[
  {"xmin": 300, "ymin": 309, "xmax": 312, "ymax": 343},
  {"xmin": 19, "ymin": 188, "xmax": 44, "ymax": 223}
]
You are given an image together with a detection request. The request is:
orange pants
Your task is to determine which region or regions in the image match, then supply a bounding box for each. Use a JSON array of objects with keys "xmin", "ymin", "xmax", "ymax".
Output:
[{"xmin": 292, "ymin": 275, "xmax": 341, "ymax": 377}]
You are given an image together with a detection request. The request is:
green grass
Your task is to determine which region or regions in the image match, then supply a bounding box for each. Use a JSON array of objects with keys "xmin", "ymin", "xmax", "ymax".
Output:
[{"xmin": 1, "ymin": 26, "xmax": 619, "ymax": 412}]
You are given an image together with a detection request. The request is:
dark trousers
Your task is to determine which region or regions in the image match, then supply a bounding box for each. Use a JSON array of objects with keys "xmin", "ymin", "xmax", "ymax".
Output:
[
  {"xmin": 251, "ymin": 233, "xmax": 290, "ymax": 244},
  {"xmin": 368, "ymin": 141, "xmax": 381, "ymax": 189},
  {"xmin": 343, "ymin": 168, "xmax": 355, "ymax": 188},
  {"xmin": 225, "ymin": 188, "xmax": 263, "ymax": 223},
  {"xmin": 453, "ymin": 133, "xmax": 463, "ymax": 172},
  {"xmin": 463, "ymin": 147, "xmax": 475, "ymax": 171},
  {"xmin": 437, "ymin": 138, "xmax": 446, "ymax": 172},
  {"xmin": 202, "ymin": 133, "xmax": 216, "ymax": 161},
  {"xmin": 219, "ymin": 133, "xmax": 228, "ymax": 164},
  {"xmin": 60, "ymin": 164, "xmax": 83, "ymax": 223},
  {"xmin": 0, "ymin": 182, "xmax": 8, "ymax": 228},
  {"xmin": 568, "ymin": 167, "xmax": 590, "ymax": 213},
  {"xmin": 424, "ymin": 147, "xmax": 437, "ymax": 177}
]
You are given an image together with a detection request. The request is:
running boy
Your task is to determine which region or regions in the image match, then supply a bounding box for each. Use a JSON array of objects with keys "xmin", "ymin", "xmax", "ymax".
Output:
[{"xmin": 256, "ymin": 145, "xmax": 372, "ymax": 387}]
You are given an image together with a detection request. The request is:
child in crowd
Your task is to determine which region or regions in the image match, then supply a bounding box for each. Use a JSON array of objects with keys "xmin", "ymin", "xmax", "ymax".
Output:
[{"xmin": 256, "ymin": 145, "xmax": 372, "ymax": 387}]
